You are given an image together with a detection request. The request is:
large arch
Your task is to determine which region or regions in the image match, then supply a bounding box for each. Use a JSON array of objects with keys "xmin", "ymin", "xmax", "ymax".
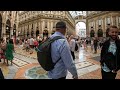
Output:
[
  {"xmin": 75, "ymin": 15, "xmax": 86, "ymax": 24},
  {"xmin": 6, "ymin": 19, "xmax": 11, "ymax": 39},
  {"xmin": 76, "ymin": 21, "xmax": 86, "ymax": 38},
  {"xmin": 0, "ymin": 14, "xmax": 2, "ymax": 38},
  {"xmin": 75, "ymin": 19, "xmax": 86, "ymax": 25}
]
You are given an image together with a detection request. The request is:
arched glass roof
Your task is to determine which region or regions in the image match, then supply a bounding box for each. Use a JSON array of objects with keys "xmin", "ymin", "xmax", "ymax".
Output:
[{"xmin": 69, "ymin": 11, "xmax": 86, "ymax": 18}]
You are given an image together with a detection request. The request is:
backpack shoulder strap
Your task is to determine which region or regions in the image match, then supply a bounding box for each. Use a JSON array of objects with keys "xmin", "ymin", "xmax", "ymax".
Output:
[
  {"xmin": 50, "ymin": 36, "xmax": 65, "ymax": 43},
  {"xmin": 51, "ymin": 36, "xmax": 65, "ymax": 65}
]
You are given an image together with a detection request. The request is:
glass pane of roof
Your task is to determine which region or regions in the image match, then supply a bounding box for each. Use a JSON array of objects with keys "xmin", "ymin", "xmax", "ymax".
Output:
[{"xmin": 69, "ymin": 11, "xmax": 86, "ymax": 18}]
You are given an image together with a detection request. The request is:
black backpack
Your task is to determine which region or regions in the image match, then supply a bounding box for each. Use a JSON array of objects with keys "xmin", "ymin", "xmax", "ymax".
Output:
[{"xmin": 36, "ymin": 36, "xmax": 64, "ymax": 71}]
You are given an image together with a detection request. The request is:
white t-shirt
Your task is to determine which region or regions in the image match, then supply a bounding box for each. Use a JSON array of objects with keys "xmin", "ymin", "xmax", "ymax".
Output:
[
  {"xmin": 29, "ymin": 38, "xmax": 34, "ymax": 45},
  {"xmin": 69, "ymin": 39, "xmax": 76, "ymax": 52},
  {"xmin": 108, "ymin": 41, "xmax": 117, "ymax": 55}
]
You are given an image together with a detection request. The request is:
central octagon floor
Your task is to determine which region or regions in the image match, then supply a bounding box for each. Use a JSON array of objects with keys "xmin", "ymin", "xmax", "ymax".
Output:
[{"xmin": 25, "ymin": 66, "xmax": 49, "ymax": 79}]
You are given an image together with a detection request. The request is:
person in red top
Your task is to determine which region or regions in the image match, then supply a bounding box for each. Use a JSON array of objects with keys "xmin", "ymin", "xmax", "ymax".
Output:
[{"xmin": 34, "ymin": 39, "xmax": 39, "ymax": 48}]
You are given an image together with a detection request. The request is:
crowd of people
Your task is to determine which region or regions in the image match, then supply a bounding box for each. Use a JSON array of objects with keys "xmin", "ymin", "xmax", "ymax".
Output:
[{"xmin": 0, "ymin": 21, "xmax": 120, "ymax": 79}]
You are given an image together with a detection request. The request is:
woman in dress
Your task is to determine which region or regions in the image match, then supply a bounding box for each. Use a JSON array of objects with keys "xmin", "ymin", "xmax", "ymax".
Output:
[{"xmin": 5, "ymin": 39, "xmax": 14, "ymax": 66}]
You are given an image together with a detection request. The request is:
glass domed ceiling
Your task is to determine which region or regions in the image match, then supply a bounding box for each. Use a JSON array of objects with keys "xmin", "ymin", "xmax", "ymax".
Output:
[
  {"xmin": 19, "ymin": 11, "xmax": 86, "ymax": 19},
  {"xmin": 69, "ymin": 11, "xmax": 86, "ymax": 18}
]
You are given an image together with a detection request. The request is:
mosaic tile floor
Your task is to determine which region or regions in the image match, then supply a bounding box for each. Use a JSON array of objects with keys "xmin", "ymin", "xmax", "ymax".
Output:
[
  {"xmin": 75, "ymin": 61, "xmax": 94, "ymax": 69},
  {"xmin": 0, "ymin": 63, "xmax": 9, "ymax": 77},
  {"xmin": 13, "ymin": 58, "xmax": 29, "ymax": 67},
  {"xmin": 24, "ymin": 66, "xmax": 49, "ymax": 79},
  {"xmin": 3, "ymin": 45, "xmax": 120, "ymax": 79}
]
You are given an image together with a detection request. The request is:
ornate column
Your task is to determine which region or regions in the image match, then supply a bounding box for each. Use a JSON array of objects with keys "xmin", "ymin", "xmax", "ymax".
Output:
[
  {"xmin": 21, "ymin": 26, "xmax": 23, "ymax": 37},
  {"xmin": 10, "ymin": 26, "xmax": 13, "ymax": 38},
  {"xmin": 116, "ymin": 16, "xmax": 119, "ymax": 27},
  {"xmin": 26, "ymin": 23, "xmax": 30, "ymax": 38},
  {"xmin": 25, "ymin": 25, "xmax": 28, "ymax": 38},
  {"xmin": 19, "ymin": 27, "xmax": 22, "ymax": 38},
  {"xmin": 88, "ymin": 22, "xmax": 90, "ymax": 37},
  {"xmin": 34, "ymin": 22, "xmax": 37, "ymax": 38},
  {"xmin": 48, "ymin": 20, "xmax": 51, "ymax": 36},
  {"xmin": 2, "ymin": 22, "xmax": 6, "ymax": 42},
  {"xmin": 16, "ymin": 25, "xmax": 18, "ymax": 38},
  {"xmin": 102, "ymin": 17, "xmax": 105, "ymax": 37},
  {"xmin": 24, "ymin": 24, "xmax": 26, "ymax": 37},
  {"xmin": 39, "ymin": 19, "xmax": 42, "ymax": 35},
  {"xmin": 86, "ymin": 19, "xmax": 89, "ymax": 37},
  {"xmin": 105, "ymin": 17, "xmax": 107, "ymax": 30},
  {"xmin": 39, "ymin": 19, "xmax": 43, "ymax": 37},
  {"xmin": 50, "ymin": 20, "xmax": 52, "ymax": 35},
  {"xmin": 111, "ymin": 15, "xmax": 113, "ymax": 25},
  {"xmin": 2, "ymin": 22, "xmax": 5, "ymax": 37},
  {"xmin": 29, "ymin": 23, "xmax": 31, "ymax": 37},
  {"xmin": 41, "ymin": 19, "xmax": 44, "ymax": 38},
  {"xmin": 94, "ymin": 20, "xmax": 97, "ymax": 37},
  {"xmin": 112, "ymin": 16, "xmax": 116, "ymax": 26}
]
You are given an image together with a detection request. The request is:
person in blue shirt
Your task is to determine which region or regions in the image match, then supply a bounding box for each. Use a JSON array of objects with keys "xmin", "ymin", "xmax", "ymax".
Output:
[{"xmin": 48, "ymin": 21, "xmax": 78, "ymax": 79}]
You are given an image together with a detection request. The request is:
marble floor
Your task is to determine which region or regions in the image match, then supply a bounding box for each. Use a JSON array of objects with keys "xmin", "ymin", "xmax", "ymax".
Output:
[{"xmin": 1, "ymin": 45, "xmax": 120, "ymax": 79}]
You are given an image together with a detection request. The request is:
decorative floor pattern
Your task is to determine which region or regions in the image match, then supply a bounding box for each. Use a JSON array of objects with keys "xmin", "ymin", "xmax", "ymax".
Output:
[
  {"xmin": 90, "ymin": 56, "xmax": 100, "ymax": 61},
  {"xmin": 0, "ymin": 63, "xmax": 9, "ymax": 77},
  {"xmin": 24, "ymin": 66, "xmax": 49, "ymax": 79},
  {"xmin": 75, "ymin": 61, "xmax": 94, "ymax": 69},
  {"xmin": 12, "ymin": 58, "xmax": 29, "ymax": 67}
]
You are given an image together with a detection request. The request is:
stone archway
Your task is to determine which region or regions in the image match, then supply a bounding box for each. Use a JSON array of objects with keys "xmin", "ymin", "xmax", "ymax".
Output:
[
  {"xmin": 76, "ymin": 21, "xmax": 86, "ymax": 38},
  {"xmin": 0, "ymin": 14, "xmax": 2, "ymax": 38},
  {"xmin": 6, "ymin": 19, "xmax": 11, "ymax": 39},
  {"xmin": 75, "ymin": 20, "xmax": 86, "ymax": 25}
]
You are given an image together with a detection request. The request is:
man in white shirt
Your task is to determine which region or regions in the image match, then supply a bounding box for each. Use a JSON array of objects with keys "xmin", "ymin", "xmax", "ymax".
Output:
[{"xmin": 29, "ymin": 37, "xmax": 34, "ymax": 48}]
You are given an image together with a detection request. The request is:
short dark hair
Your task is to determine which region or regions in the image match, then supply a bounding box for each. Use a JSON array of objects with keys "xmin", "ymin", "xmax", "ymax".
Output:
[
  {"xmin": 110, "ymin": 25, "xmax": 118, "ymax": 29},
  {"xmin": 9, "ymin": 39, "xmax": 13, "ymax": 44},
  {"xmin": 56, "ymin": 21, "xmax": 66, "ymax": 29}
]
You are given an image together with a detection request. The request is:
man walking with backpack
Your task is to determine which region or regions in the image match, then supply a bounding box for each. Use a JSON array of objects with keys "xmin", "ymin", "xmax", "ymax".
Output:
[
  {"xmin": 48, "ymin": 21, "xmax": 78, "ymax": 79},
  {"xmin": 100, "ymin": 25, "xmax": 120, "ymax": 79}
]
